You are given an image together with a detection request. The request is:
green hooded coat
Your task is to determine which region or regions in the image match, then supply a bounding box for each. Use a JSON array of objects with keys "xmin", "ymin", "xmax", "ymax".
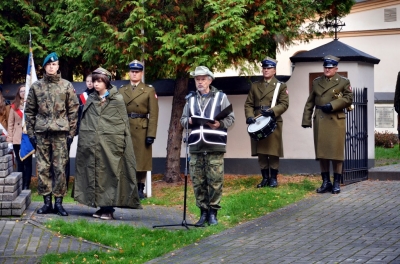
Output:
[{"xmin": 74, "ymin": 86, "xmax": 142, "ymax": 209}]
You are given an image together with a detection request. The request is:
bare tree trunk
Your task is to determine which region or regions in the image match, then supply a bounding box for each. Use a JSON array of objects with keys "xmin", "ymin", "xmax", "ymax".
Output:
[{"xmin": 163, "ymin": 77, "xmax": 188, "ymax": 183}]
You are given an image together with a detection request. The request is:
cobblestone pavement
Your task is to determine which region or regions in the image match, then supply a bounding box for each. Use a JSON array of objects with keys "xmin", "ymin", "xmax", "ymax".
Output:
[
  {"xmin": 0, "ymin": 202, "xmax": 188, "ymax": 264},
  {"xmin": 1, "ymin": 165, "xmax": 400, "ymax": 264},
  {"xmin": 148, "ymin": 180, "xmax": 400, "ymax": 264}
]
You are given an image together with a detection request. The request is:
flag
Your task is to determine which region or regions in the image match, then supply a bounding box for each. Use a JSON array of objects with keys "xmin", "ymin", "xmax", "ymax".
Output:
[{"xmin": 20, "ymin": 48, "xmax": 37, "ymax": 161}]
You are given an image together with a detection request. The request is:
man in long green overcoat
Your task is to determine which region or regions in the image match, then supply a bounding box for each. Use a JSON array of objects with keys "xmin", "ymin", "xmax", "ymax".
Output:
[
  {"xmin": 244, "ymin": 57, "xmax": 289, "ymax": 188},
  {"xmin": 302, "ymin": 55, "xmax": 353, "ymax": 194},
  {"xmin": 120, "ymin": 60, "xmax": 159, "ymax": 199}
]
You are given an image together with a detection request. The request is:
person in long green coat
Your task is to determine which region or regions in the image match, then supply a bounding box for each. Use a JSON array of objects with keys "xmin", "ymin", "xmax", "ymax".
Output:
[
  {"xmin": 120, "ymin": 60, "xmax": 159, "ymax": 199},
  {"xmin": 244, "ymin": 57, "xmax": 289, "ymax": 188},
  {"xmin": 302, "ymin": 55, "xmax": 353, "ymax": 195},
  {"xmin": 74, "ymin": 67, "xmax": 142, "ymax": 220}
]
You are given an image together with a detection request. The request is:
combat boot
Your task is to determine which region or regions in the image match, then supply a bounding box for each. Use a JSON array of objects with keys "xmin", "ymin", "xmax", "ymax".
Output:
[
  {"xmin": 37, "ymin": 194, "xmax": 53, "ymax": 214},
  {"xmin": 257, "ymin": 169, "xmax": 269, "ymax": 188},
  {"xmin": 269, "ymin": 169, "xmax": 278, "ymax": 187},
  {"xmin": 53, "ymin": 197, "xmax": 69, "ymax": 216},
  {"xmin": 138, "ymin": 183, "xmax": 145, "ymax": 199},
  {"xmin": 195, "ymin": 208, "xmax": 208, "ymax": 227},
  {"xmin": 332, "ymin": 173, "xmax": 341, "ymax": 194},
  {"xmin": 316, "ymin": 172, "xmax": 332, "ymax": 193},
  {"xmin": 208, "ymin": 208, "xmax": 218, "ymax": 225}
]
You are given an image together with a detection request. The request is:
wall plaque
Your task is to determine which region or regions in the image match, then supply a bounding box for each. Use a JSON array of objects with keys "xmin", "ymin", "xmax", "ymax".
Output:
[{"xmin": 375, "ymin": 107, "xmax": 394, "ymax": 128}]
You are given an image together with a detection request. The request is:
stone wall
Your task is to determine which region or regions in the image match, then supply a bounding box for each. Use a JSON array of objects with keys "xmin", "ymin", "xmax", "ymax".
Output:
[{"xmin": 0, "ymin": 135, "xmax": 31, "ymax": 216}]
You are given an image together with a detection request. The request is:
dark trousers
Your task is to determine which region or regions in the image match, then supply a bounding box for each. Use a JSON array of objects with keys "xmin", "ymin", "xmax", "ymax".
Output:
[{"xmin": 13, "ymin": 144, "xmax": 33, "ymax": 182}]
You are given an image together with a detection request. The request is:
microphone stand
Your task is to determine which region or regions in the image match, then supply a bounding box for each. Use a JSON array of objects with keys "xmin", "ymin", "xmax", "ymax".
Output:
[{"xmin": 153, "ymin": 94, "xmax": 196, "ymax": 229}]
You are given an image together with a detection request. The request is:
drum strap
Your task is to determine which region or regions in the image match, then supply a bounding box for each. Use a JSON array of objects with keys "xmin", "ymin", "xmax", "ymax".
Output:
[{"xmin": 271, "ymin": 82, "xmax": 281, "ymax": 108}]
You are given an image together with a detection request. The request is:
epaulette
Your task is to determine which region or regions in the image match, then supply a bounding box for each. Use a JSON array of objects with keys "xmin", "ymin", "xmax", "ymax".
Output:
[
  {"xmin": 147, "ymin": 84, "xmax": 153, "ymax": 87},
  {"xmin": 313, "ymin": 76, "xmax": 322, "ymax": 81},
  {"xmin": 340, "ymin": 76, "xmax": 348, "ymax": 80}
]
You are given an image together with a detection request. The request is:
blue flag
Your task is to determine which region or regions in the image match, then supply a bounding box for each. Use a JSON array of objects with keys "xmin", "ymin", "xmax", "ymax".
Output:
[{"xmin": 20, "ymin": 49, "xmax": 37, "ymax": 161}]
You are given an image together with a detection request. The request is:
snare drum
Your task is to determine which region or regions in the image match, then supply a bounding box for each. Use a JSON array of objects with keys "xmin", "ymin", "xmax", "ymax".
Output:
[{"xmin": 247, "ymin": 116, "xmax": 277, "ymax": 141}]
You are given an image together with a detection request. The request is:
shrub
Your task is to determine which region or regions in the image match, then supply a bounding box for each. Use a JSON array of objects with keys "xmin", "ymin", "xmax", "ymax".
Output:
[{"xmin": 375, "ymin": 131, "xmax": 398, "ymax": 148}]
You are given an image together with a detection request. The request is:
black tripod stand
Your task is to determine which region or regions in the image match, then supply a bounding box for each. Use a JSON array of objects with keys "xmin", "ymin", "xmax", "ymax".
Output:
[{"xmin": 153, "ymin": 92, "xmax": 197, "ymax": 229}]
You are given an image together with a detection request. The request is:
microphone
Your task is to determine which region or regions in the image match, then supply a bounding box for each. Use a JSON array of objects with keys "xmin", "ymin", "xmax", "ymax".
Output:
[{"xmin": 185, "ymin": 91, "xmax": 196, "ymax": 100}]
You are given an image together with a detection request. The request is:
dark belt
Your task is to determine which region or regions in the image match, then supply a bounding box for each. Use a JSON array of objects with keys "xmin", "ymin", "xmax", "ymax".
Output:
[
  {"xmin": 254, "ymin": 105, "xmax": 271, "ymax": 110},
  {"xmin": 128, "ymin": 113, "xmax": 147, "ymax": 119}
]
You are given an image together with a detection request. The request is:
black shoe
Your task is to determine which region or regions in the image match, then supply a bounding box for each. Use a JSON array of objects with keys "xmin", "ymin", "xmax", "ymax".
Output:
[
  {"xmin": 257, "ymin": 169, "xmax": 269, "ymax": 188},
  {"xmin": 53, "ymin": 197, "xmax": 68, "ymax": 216},
  {"xmin": 332, "ymin": 173, "xmax": 341, "ymax": 194},
  {"xmin": 269, "ymin": 169, "xmax": 278, "ymax": 188},
  {"xmin": 37, "ymin": 194, "xmax": 53, "ymax": 214},
  {"xmin": 208, "ymin": 208, "xmax": 218, "ymax": 225},
  {"xmin": 138, "ymin": 183, "xmax": 145, "ymax": 200},
  {"xmin": 195, "ymin": 209, "xmax": 208, "ymax": 227},
  {"xmin": 317, "ymin": 172, "xmax": 332, "ymax": 193}
]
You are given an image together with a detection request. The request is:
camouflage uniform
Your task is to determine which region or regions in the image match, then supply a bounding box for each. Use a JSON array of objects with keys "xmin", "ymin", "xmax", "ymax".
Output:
[
  {"xmin": 25, "ymin": 73, "xmax": 79, "ymax": 197},
  {"xmin": 180, "ymin": 86, "xmax": 235, "ymax": 211}
]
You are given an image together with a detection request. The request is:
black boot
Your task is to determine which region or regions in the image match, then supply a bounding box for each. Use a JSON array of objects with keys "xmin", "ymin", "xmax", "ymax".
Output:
[
  {"xmin": 138, "ymin": 183, "xmax": 145, "ymax": 199},
  {"xmin": 257, "ymin": 169, "xmax": 269, "ymax": 188},
  {"xmin": 316, "ymin": 172, "xmax": 332, "ymax": 193},
  {"xmin": 53, "ymin": 197, "xmax": 68, "ymax": 216},
  {"xmin": 269, "ymin": 169, "xmax": 278, "ymax": 187},
  {"xmin": 332, "ymin": 173, "xmax": 341, "ymax": 194},
  {"xmin": 208, "ymin": 208, "xmax": 218, "ymax": 225},
  {"xmin": 37, "ymin": 194, "xmax": 53, "ymax": 214},
  {"xmin": 195, "ymin": 209, "xmax": 208, "ymax": 227}
]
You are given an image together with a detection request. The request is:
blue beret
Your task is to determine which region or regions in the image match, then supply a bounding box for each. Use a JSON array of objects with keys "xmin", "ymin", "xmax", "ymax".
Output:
[
  {"xmin": 43, "ymin": 52, "xmax": 59, "ymax": 67},
  {"xmin": 261, "ymin": 57, "xmax": 277, "ymax": 68},
  {"xmin": 323, "ymin": 55, "xmax": 340, "ymax": 68},
  {"xmin": 128, "ymin": 60, "xmax": 144, "ymax": 71}
]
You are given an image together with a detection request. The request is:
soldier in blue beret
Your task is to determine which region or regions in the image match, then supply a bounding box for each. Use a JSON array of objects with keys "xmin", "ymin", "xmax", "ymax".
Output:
[
  {"xmin": 120, "ymin": 60, "xmax": 159, "ymax": 200},
  {"xmin": 25, "ymin": 52, "xmax": 79, "ymax": 216}
]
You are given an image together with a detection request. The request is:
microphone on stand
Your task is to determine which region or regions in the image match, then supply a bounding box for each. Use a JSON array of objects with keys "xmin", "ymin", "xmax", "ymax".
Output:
[{"xmin": 185, "ymin": 91, "xmax": 196, "ymax": 100}]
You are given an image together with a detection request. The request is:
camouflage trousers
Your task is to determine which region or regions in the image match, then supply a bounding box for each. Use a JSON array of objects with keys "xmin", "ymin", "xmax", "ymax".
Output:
[
  {"xmin": 36, "ymin": 132, "xmax": 69, "ymax": 197},
  {"xmin": 189, "ymin": 152, "xmax": 224, "ymax": 211}
]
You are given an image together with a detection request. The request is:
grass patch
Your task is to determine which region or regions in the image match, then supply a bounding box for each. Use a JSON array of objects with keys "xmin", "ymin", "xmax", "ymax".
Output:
[
  {"xmin": 38, "ymin": 174, "xmax": 320, "ymax": 263},
  {"xmin": 375, "ymin": 145, "xmax": 400, "ymax": 166}
]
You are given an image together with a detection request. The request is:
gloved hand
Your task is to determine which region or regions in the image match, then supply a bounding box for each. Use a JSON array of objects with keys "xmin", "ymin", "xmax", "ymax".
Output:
[
  {"xmin": 7, "ymin": 143, "xmax": 13, "ymax": 154},
  {"xmin": 320, "ymin": 103, "xmax": 333, "ymax": 113},
  {"xmin": 145, "ymin": 137, "xmax": 155, "ymax": 145},
  {"xmin": 261, "ymin": 108, "xmax": 275, "ymax": 118},
  {"xmin": 67, "ymin": 136, "xmax": 74, "ymax": 149},
  {"xmin": 395, "ymin": 103, "xmax": 400, "ymax": 114},
  {"xmin": 302, "ymin": 125, "xmax": 311, "ymax": 128},
  {"xmin": 29, "ymin": 136, "xmax": 37, "ymax": 149},
  {"xmin": 246, "ymin": 117, "xmax": 256, "ymax": 124}
]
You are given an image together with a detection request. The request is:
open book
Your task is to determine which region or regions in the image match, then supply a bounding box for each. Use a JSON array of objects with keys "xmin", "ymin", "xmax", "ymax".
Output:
[{"xmin": 191, "ymin": 104, "xmax": 233, "ymax": 126}]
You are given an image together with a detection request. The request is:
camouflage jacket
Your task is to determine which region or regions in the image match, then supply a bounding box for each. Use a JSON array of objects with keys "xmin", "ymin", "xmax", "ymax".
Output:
[{"xmin": 25, "ymin": 72, "xmax": 79, "ymax": 137}]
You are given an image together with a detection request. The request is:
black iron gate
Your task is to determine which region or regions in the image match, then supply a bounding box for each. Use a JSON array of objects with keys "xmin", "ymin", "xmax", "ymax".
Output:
[{"xmin": 343, "ymin": 87, "xmax": 368, "ymax": 184}]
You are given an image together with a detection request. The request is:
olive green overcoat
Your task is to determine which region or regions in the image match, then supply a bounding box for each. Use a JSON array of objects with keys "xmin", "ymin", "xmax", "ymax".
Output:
[
  {"xmin": 244, "ymin": 76, "xmax": 289, "ymax": 157},
  {"xmin": 302, "ymin": 73, "xmax": 353, "ymax": 161},
  {"xmin": 120, "ymin": 82, "xmax": 159, "ymax": 172},
  {"xmin": 74, "ymin": 86, "xmax": 142, "ymax": 209}
]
